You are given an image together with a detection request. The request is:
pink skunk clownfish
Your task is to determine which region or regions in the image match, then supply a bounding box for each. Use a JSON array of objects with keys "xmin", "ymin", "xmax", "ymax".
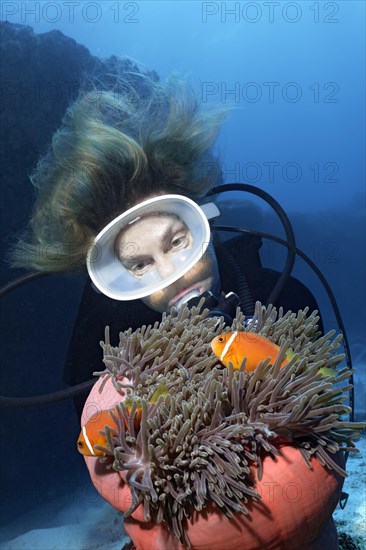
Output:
[
  {"xmin": 77, "ymin": 382, "xmax": 168, "ymax": 457},
  {"xmin": 211, "ymin": 331, "xmax": 294, "ymax": 372}
]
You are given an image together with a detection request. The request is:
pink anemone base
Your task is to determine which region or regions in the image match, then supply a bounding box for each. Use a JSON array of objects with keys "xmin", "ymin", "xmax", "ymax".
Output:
[{"xmin": 82, "ymin": 376, "xmax": 344, "ymax": 550}]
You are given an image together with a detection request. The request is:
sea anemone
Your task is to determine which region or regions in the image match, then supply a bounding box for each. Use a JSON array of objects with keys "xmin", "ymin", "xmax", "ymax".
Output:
[{"xmin": 82, "ymin": 301, "xmax": 364, "ymax": 549}]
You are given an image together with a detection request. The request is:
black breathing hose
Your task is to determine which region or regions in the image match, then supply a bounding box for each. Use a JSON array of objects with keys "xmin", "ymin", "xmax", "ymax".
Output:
[
  {"xmin": 209, "ymin": 183, "xmax": 297, "ymax": 307},
  {"xmin": 213, "ymin": 224, "xmax": 355, "ymax": 423},
  {"xmin": 219, "ymin": 246, "xmax": 256, "ymax": 316},
  {"xmin": 0, "ymin": 271, "xmax": 49, "ymax": 298},
  {"xmin": 0, "ymin": 379, "xmax": 95, "ymax": 408}
]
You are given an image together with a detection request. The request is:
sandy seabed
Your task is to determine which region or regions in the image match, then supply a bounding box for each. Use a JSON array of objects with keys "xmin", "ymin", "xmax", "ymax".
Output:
[{"xmin": 1, "ymin": 436, "xmax": 365, "ymax": 550}]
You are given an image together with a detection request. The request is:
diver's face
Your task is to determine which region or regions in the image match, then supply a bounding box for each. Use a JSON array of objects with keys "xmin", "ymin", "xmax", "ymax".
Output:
[
  {"xmin": 142, "ymin": 243, "xmax": 221, "ymax": 313},
  {"xmin": 115, "ymin": 214, "xmax": 221, "ymax": 313},
  {"xmin": 116, "ymin": 214, "xmax": 193, "ymax": 279}
]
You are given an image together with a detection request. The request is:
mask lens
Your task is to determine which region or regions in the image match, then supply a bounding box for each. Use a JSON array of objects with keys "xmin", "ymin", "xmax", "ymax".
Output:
[
  {"xmin": 87, "ymin": 195, "xmax": 217, "ymax": 301},
  {"xmin": 133, "ymin": 247, "xmax": 193, "ymax": 287}
]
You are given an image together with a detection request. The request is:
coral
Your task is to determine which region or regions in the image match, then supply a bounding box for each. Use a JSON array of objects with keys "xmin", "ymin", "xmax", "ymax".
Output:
[
  {"xmin": 338, "ymin": 532, "xmax": 364, "ymax": 550},
  {"xmin": 89, "ymin": 301, "xmax": 364, "ymax": 547}
]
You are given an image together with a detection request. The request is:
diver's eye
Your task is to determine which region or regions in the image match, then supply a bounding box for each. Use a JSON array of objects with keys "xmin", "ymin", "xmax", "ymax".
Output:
[
  {"xmin": 171, "ymin": 232, "xmax": 189, "ymax": 250},
  {"xmin": 131, "ymin": 260, "xmax": 152, "ymax": 276}
]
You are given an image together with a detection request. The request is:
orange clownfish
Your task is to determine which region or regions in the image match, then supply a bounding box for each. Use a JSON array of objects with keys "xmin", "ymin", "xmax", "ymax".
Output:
[
  {"xmin": 211, "ymin": 331, "xmax": 294, "ymax": 372},
  {"xmin": 77, "ymin": 408, "xmax": 118, "ymax": 457},
  {"xmin": 77, "ymin": 382, "xmax": 168, "ymax": 457}
]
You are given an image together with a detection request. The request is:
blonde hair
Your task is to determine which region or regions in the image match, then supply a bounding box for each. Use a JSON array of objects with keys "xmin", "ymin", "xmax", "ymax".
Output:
[{"xmin": 11, "ymin": 71, "xmax": 227, "ymax": 272}]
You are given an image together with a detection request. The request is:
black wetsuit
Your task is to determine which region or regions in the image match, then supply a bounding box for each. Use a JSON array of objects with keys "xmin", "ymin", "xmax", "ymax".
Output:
[{"xmin": 65, "ymin": 234, "xmax": 322, "ymax": 416}]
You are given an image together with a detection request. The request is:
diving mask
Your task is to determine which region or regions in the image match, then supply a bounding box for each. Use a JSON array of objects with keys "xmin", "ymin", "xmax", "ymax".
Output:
[{"xmin": 86, "ymin": 195, "xmax": 220, "ymax": 300}]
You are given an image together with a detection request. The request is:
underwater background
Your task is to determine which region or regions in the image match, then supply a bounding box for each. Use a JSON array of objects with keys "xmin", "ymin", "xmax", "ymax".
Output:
[{"xmin": 0, "ymin": 1, "xmax": 365, "ymax": 548}]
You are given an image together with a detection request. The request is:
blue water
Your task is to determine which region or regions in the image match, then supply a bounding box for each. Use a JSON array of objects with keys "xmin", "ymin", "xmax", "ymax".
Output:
[
  {"xmin": 2, "ymin": 1, "xmax": 365, "ymax": 210},
  {"xmin": 1, "ymin": 1, "xmax": 365, "ymax": 548}
]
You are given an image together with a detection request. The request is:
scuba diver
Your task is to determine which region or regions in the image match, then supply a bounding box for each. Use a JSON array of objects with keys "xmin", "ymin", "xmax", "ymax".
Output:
[
  {"xmin": 8, "ymin": 71, "xmax": 327, "ymax": 418},
  {"xmin": 3, "ymin": 69, "xmax": 354, "ymax": 549}
]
